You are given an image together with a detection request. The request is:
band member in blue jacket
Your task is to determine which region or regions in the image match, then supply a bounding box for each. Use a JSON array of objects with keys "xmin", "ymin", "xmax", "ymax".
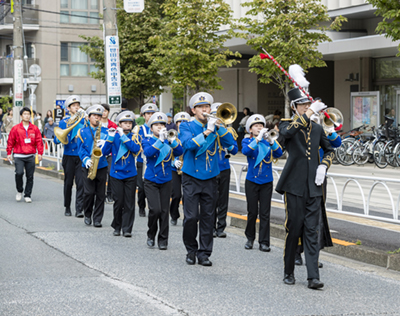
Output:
[
  {"xmin": 54, "ymin": 95, "xmax": 86, "ymax": 217},
  {"xmin": 242, "ymin": 114, "xmax": 283, "ymax": 252},
  {"xmin": 77, "ymin": 105, "xmax": 108, "ymax": 228},
  {"xmin": 169, "ymin": 112, "xmax": 190, "ymax": 226},
  {"xmin": 210, "ymin": 102, "xmax": 238, "ymax": 238},
  {"xmin": 142, "ymin": 112, "xmax": 183, "ymax": 250},
  {"xmin": 136, "ymin": 103, "xmax": 159, "ymax": 217},
  {"xmin": 180, "ymin": 92, "xmax": 235, "ymax": 266},
  {"xmin": 102, "ymin": 111, "xmax": 141, "ymax": 237}
]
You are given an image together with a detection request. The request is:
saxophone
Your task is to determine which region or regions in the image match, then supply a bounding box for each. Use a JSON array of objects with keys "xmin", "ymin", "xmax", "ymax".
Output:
[
  {"xmin": 87, "ymin": 125, "xmax": 102, "ymax": 180},
  {"xmin": 177, "ymin": 155, "xmax": 183, "ymax": 175}
]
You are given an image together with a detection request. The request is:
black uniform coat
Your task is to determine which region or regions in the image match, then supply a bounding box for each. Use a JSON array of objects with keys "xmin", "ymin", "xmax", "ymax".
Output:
[{"xmin": 275, "ymin": 113, "xmax": 334, "ymax": 198}]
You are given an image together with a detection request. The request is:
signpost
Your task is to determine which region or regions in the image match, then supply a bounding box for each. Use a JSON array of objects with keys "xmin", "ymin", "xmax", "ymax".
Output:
[
  {"xmin": 13, "ymin": 59, "xmax": 23, "ymax": 107},
  {"xmin": 105, "ymin": 35, "xmax": 122, "ymax": 106},
  {"xmin": 124, "ymin": 0, "xmax": 145, "ymax": 13}
]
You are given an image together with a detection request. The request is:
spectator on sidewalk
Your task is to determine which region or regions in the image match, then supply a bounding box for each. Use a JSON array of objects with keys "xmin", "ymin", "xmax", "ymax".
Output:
[
  {"xmin": 166, "ymin": 113, "xmax": 177, "ymax": 131},
  {"xmin": 6, "ymin": 107, "xmax": 44, "ymax": 203},
  {"xmin": 43, "ymin": 117, "xmax": 55, "ymax": 139},
  {"xmin": 3, "ymin": 108, "xmax": 14, "ymax": 133}
]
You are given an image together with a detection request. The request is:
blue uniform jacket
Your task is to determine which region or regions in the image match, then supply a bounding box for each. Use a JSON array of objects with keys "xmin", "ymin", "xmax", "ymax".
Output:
[
  {"xmin": 77, "ymin": 126, "xmax": 108, "ymax": 169},
  {"xmin": 53, "ymin": 117, "xmax": 86, "ymax": 156},
  {"xmin": 217, "ymin": 136, "xmax": 238, "ymax": 172},
  {"xmin": 137, "ymin": 123, "xmax": 152, "ymax": 163},
  {"xmin": 143, "ymin": 136, "xmax": 183, "ymax": 184},
  {"xmin": 319, "ymin": 131, "xmax": 342, "ymax": 162},
  {"xmin": 242, "ymin": 137, "xmax": 283, "ymax": 185},
  {"xmin": 171, "ymin": 133, "xmax": 184, "ymax": 172},
  {"xmin": 180, "ymin": 119, "xmax": 235, "ymax": 180},
  {"xmin": 102, "ymin": 132, "xmax": 141, "ymax": 180}
]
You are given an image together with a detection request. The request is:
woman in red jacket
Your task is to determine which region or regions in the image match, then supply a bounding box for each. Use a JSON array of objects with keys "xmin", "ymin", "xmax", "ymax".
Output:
[{"xmin": 6, "ymin": 107, "xmax": 44, "ymax": 203}]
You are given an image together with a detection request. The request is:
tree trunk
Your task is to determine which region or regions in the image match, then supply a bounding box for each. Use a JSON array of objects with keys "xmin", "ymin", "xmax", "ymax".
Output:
[{"xmin": 284, "ymin": 81, "xmax": 291, "ymax": 119}]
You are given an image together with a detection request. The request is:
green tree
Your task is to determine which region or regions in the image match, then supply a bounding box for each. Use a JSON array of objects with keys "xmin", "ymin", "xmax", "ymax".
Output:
[
  {"xmin": 150, "ymin": 0, "xmax": 241, "ymax": 109},
  {"xmin": 236, "ymin": 0, "xmax": 346, "ymax": 117},
  {"xmin": 80, "ymin": 0, "xmax": 168, "ymax": 106},
  {"xmin": 367, "ymin": 0, "xmax": 400, "ymax": 56},
  {"xmin": 0, "ymin": 96, "xmax": 12, "ymax": 113}
]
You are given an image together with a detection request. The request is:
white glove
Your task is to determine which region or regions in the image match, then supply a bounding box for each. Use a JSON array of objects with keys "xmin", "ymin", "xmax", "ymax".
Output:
[
  {"xmin": 159, "ymin": 128, "xmax": 167, "ymax": 142},
  {"xmin": 96, "ymin": 139, "xmax": 105, "ymax": 149},
  {"xmin": 174, "ymin": 159, "xmax": 182, "ymax": 169},
  {"xmin": 78, "ymin": 108, "xmax": 85, "ymax": 114},
  {"xmin": 108, "ymin": 128, "xmax": 116, "ymax": 137},
  {"xmin": 207, "ymin": 117, "xmax": 218, "ymax": 132},
  {"xmin": 309, "ymin": 100, "xmax": 327, "ymax": 115},
  {"xmin": 116, "ymin": 127, "xmax": 124, "ymax": 136},
  {"xmin": 85, "ymin": 159, "xmax": 93, "ymax": 169},
  {"xmin": 256, "ymin": 128, "xmax": 269, "ymax": 142},
  {"xmin": 315, "ymin": 165, "xmax": 327, "ymax": 186}
]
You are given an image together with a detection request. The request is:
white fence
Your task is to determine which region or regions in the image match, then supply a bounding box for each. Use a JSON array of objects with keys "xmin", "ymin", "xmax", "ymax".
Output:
[{"xmin": 229, "ymin": 160, "xmax": 400, "ymax": 224}]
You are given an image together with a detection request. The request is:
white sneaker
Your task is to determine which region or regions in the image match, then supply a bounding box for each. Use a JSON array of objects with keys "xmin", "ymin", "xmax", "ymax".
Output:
[
  {"xmin": 16, "ymin": 192, "xmax": 22, "ymax": 201},
  {"xmin": 24, "ymin": 197, "xmax": 32, "ymax": 203}
]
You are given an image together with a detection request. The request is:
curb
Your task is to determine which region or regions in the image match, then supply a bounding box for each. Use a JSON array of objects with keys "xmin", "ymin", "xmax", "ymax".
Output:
[
  {"xmin": 229, "ymin": 215, "xmax": 400, "ymax": 272},
  {"xmin": 2, "ymin": 158, "xmax": 65, "ymax": 180}
]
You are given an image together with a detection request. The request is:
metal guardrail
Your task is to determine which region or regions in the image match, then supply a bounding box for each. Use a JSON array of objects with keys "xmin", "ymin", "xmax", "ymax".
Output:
[
  {"xmin": 229, "ymin": 160, "xmax": 400, "ymax": 224},
  {"xmin": 0, "ymin": 58, "xmax": 39, "ymax": 79}
]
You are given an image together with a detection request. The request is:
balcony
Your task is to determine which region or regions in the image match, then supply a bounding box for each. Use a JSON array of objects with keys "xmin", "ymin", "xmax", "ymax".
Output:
[
  {"xmin": 0, "ymin": 57, "xmax": 40, "ymax": 85},
  {"xmin": 0, "ymin": 4, "xmax": 39, "ymax": 35}
]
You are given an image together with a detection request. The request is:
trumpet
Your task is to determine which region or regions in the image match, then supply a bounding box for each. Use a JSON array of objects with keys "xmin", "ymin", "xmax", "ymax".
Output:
[
  {"xmin": 166, "ymin": 129, "xmax": 178, "ymax": 142},
  {"xmin": 224, "ymin": 148, "xmax": 231, "ymax": 159},
  {"xmin": 319, "ymin": 108, "xmax": 343, "ymax": 134},
  {"xmin": 263, "ymin": 129, "xmax": 279, "ymax": 142},
  {"xmin": 203, "ymin": 102, "xmax": 237, "ymax": 128}
]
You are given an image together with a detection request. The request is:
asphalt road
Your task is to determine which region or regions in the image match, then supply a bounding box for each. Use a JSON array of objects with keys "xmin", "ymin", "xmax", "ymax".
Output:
[{"xmin": 1, "ymin": 164, "xmax": 400, "ymax": 315}]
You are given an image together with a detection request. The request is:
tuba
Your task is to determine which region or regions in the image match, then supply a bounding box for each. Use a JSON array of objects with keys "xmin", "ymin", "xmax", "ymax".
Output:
[
  {"xmin": 87, "ymin": 125, "xmax": 102, "ymax": 180},
  {"xmin": 54, "ymin": 111, "xmax": 86, "ymax": 145},
  {"xmin": 203, "ymin": 102, "xmax": 237, "ymax": 127},
  {"xmin": 319, "ymin": 108, "xmax": 343, "ymax": 133}
]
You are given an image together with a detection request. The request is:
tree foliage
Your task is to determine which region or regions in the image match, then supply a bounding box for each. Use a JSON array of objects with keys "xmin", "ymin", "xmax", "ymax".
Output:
[
  {"xmin": 235, "ymin": 0, "xmax": 346, "ymax": 116},
  {"xmin": 367, "ymin": 0, "xmax": 400, "ymax": 56},
  {"xmin": 80, "ymin": 0, "xmax": 167, "ymax": 105},
  {"xmin": 150, "ymin": 0, "xmax": 241, "ymax": 106}
]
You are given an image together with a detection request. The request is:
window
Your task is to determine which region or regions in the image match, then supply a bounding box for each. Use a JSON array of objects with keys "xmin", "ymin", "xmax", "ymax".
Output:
[
  {"xmin": 60, "ymin": 0, "xmax": 99, "ymax": 24},
  {"xmin": 60, "ymin": 42, "xmax": 97, "ymax": 77}
]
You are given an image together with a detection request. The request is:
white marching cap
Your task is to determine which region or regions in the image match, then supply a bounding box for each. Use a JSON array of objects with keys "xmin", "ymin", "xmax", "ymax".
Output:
[
  {"xmin": 211, "ymin": 102, "xmax": 222, "ymax": 114},
  {"xmin": 65, "ymin": 95, "xmax": 81, "ymax": 108},
  {"xmin": 148, "ymin": 112, "xmax": 167, "ymax": 127},
  {"xmin": 116, "ymin": 111, "xmax": 135, "ymax": 123},
  {"xmin": 140, "ymin": 103, "xmax": 159, "ymax": 114},
  {"xmin": 246, "ymin": 114, "xmax": 266, "ymax": 133},
  {"xmin": 86, "ymin": 104, "xmax": 104, "ymax": 116},
  {"xmin": 174, "ymin": 112, "xmax": 191, "ymax": 124},
  {"xmin": 189, "ymin": 92, "xmax": 213, "ymax": 109}
]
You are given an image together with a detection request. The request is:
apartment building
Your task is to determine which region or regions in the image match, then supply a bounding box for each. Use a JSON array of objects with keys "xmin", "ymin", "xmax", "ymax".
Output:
[{"xmin": 0, "ymin": 0, "xmax": 106, "ymax": 115}]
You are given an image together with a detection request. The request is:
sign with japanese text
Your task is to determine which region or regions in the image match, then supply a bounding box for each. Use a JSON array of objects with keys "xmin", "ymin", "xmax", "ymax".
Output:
[
  {"xmin": 124, "ymin": 0, "xmax": 145, "ymax": 13},
  {"xmin": 105, "ymin": 36, "xmax": 122, "ymax": 105},
  {"xmin": 13, "ymin": 59, "xmax": 23, "ymax": 107}
]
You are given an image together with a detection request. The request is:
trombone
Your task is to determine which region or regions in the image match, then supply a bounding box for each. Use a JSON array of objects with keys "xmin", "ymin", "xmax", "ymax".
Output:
[{"xmin": 203, "ymin": 102, "xmax": 237, "ymax": 128}]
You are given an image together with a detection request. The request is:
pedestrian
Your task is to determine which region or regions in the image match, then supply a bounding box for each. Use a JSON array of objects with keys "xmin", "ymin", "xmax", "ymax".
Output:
[
  {"xmin": 44, "ymin": 110, "xmax": 53, "ymax": 125},
  {"xmin": 0, "ymin": 107, "xmax": 3, "ymax": 131},
  {"xmin": 43, "ymin": 117, "xmax": 55, "ymax": 139},
  {"xmin": 276, "ymin": 87, "xmax": 334, "ymax": 289},
  {"xmin": 6, "ymin": 107, "xmax": 44, "ymax": 203},
  {"xmin": 180, "ymin": 92, "xmax": 235, "ymax": 266},
  {"xmin": 166, "ymin": 113, "xmax": 177, "ymax": 131},
  {"xmin": 3, "ymin": 108, "xmax": 14, "ymax": 133},
  {"xmin": 142, "ymin": 112, "xmax": 183, "ymax": 250}
]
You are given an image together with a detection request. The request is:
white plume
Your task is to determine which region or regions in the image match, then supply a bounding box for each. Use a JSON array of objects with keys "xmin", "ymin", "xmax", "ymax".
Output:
[{"xmin": 288, "ymin": 64, "xmax": 309, "ymax": 90}]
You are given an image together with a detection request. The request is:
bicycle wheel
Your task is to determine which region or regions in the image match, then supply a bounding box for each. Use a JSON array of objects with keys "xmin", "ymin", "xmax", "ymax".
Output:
[
  {"xmin": 352, "ymin": 145, "xmax": 370, "ymax": 165},
  {"xmin": 337, "ymin": 139, "xmax": 357, "ymax": 166},
  {"xmin": 394, "ymin": 143, "xmax": 400, "ymax": 166},
  {"xmin": 373, "ymin": 140, "xmax": 387, "ymax": 169},
  {"xmin": 384, "ymin": 140, "xmax": 399, "ymax": 167}
]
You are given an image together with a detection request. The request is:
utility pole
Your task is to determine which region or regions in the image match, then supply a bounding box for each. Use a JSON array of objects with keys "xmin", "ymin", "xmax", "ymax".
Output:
[
  {"xmin": 13, "ymin": 0, "xmax": 24, "ymax": 125},
  {"xmin": 103, "ymin": 0, "xmax": 121, "ymax": 109}
]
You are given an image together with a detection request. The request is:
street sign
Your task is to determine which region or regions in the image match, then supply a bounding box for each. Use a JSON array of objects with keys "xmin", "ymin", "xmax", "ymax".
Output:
[
  {"xmin": 124, "ymin": 0, "xmax": 145, "ymax": 13},
  {"xmin": 13, "ymin": 59, "xmax": 23, "ymax": 107},
  {"xmin": 105, "ymin": 36, "xmax": 122, "ymax": 106}
]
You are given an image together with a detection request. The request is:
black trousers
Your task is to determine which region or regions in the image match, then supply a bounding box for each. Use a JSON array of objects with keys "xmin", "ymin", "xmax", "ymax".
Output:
[
  {"xmin": 14, "ymin": 156, "xmax": 35, "ymax": 198},
  {"xmin": 170, "ymin": 170, "xmax": 182, "ymax": 221},
  {"xmin": 62, "ymin": 155, "xmax": 84, "ymax": 212},
  {"xmin": 182, "ymin": 173, "xmax": 217, "ymax": 260},
  {"xmin": 144, "ymin": 179, "xmax": 172, "ymax": 245},
  {"xmin": 111, "ymin": 176, "xmax": 137, "ymax": 234},
  {"xmin": 136, "ymin": 162, "xmax": 146, "ymax": 210},
  {"xmin": 214, "ymin": 169, "xmax": 230, "ymax": 233},
  {"xmin": 245, "ymin": 180, "xmax": 273, "ymax": 245},
  {"xmin": 106, "ymin": 155, "xmax": 112, "ymax": 198},
  {"xmin": 82, "ymin": 167, "xmax": 107, "ymax": 224},
  {"xmin": 284, "ymin": 185, "xmax": 321, "ymax": 280}
]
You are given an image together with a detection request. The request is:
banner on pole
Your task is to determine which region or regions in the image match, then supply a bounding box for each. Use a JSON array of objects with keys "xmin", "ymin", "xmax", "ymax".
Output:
[
  {"xmin": 124, "ymin": 0, "xmax": 145, "ymax": 13},
  {"xmin": 105, "ymin": 36, "xmax": 122, "ymax": 105},
  {"xmin": 13, "ymin": 60, "xmax": 23, "ymax": 107}
]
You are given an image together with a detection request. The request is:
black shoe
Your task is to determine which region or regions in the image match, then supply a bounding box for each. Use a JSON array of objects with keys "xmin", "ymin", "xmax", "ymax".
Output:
[
  {"xmin": 123, "ymin": 232, "xmax": 132, "ymax": 238},
  {"xmin": 283, "ymin": 273, "xmax": 295, "ymax": 285},
  {"xmin": 186, "ymin": 253, "xmax": 196, "ymax": 265},
  {"xmin": 113, "ymin": 230, "xmax": 120, "ymax": 236},
  {"xmin": 170, "ymin": 219, "xmax": 177, "ymax": 226},
  {"xmin": 318, "ymin": 262, "xmax": 323, "ymax": 268},
  {"xmin": 75, "ymin": 211, "xmax": 84, "ymax": 218},
  {"xmin": 84, "ymin": 217, "xmax": 92, "ymax": 226},
  {"xmin": 217, "ymin": 232, "xmax": 227, "ymax": 238},
  {"xmin": 139, "ymin": 209, "xmax": 146, "ymax": 217},
  {"xmin": 213, "ymin": 231, "xmax": 217, "ymax": 238},
  {"xmin": 93, "ymin": 222, "xmax": 102, "ymax": 228},
  {"xmin": 198, "ymin": 257, "xmax": 212, "ymax": 266},
  {"xmin": 295, "ymin": 253, "xmax": 303, "ymax": 266},
  {"xmin": 147, "ymin": 238, "xmax": 155, "ymax": 247},
  {"xmin": 259, "ymin": 244, "xmax": 271, "ymax": 252},
  {"xmin": 65, "ymin": 207, "xmax": 72, "ymax": 216},
  {"xmin": 245, "ymin": 240, "xmax": 254, "ymax": 250},
  {"xmin": 106, "ymin": 196, "xmax": 114, "ymax": 204},
  {"xmin": 308, "ymin": 279, "xmax": 324, "ymax": 289},
  {"xmin": 159, "ymin": 244, "xmax": 168, "ymax": 250}
]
